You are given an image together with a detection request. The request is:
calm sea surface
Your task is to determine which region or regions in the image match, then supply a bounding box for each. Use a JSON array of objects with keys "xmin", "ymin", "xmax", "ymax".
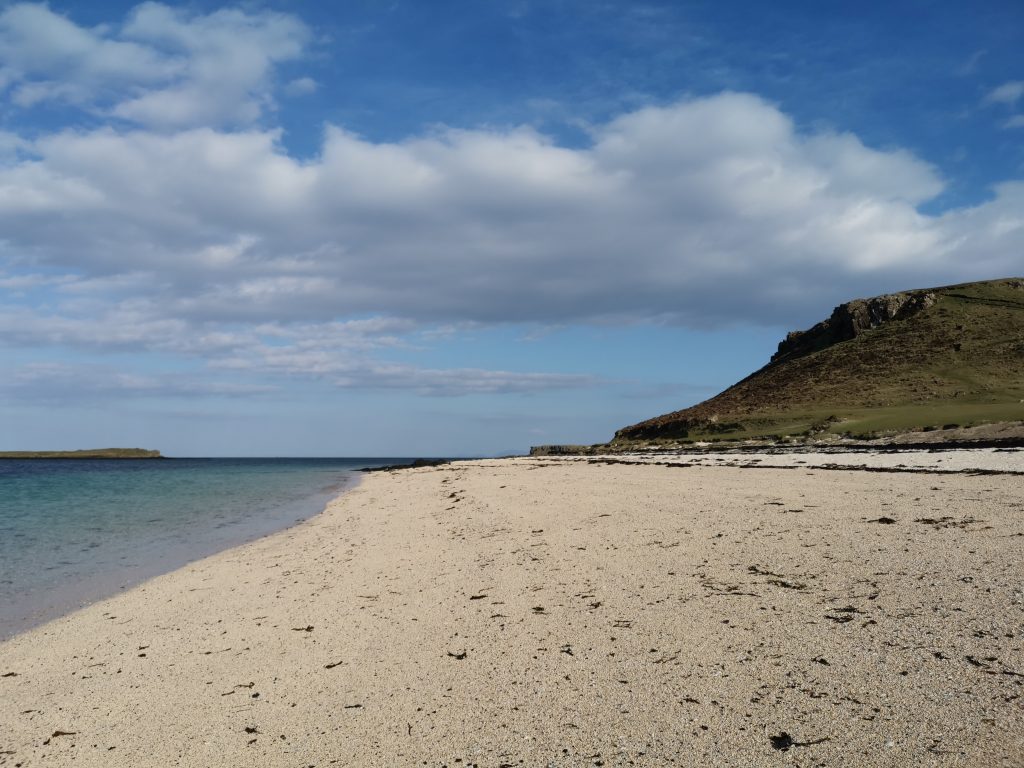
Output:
[{"xmin": 0, "ymin": 457, "xmax": 407, "ymax": 640}]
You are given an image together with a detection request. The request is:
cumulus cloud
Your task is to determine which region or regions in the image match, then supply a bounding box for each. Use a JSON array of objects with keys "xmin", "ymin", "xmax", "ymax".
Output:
[
  {"xmin": 2, "ymin": 80, "xmax": 1023, "ymax": 398},
  {"xmin": 2, "ymin": 91, "xmax": 1017, "ymax": 333},
  {"xmin": 0, "ymin": 3, "xmax": 175, "ymax": 106},
  {"xmin": 0, "ymin": 2, "xmax": 309, "ymax": 127}
]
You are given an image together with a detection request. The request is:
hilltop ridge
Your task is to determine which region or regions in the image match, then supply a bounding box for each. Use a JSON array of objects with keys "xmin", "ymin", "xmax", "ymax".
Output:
[{"xmin": 611, "ymin": 277, "xmax": 1024, "ymax": 445}]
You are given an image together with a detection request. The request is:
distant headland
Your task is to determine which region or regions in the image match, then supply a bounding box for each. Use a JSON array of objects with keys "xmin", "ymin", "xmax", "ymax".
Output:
[{"xmin": 0, "ymin": 448, "xmax": 163, "ymax": 459}]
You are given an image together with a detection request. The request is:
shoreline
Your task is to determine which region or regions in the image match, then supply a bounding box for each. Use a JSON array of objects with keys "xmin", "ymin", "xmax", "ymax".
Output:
[
  {"xmin": 2, "ymin": 457, "xmax": 1022, "ymax": 765},
  {"xmin": 557, "ymin": 445, "xmax": 1024, "ymax": 476},
  {"xmin": 0, "ymin": 470, "xmax": 363, "ymax": 644}
]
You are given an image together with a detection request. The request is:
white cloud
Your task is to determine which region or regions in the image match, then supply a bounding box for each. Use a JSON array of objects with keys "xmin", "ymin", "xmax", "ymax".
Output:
[
  {"xmin": 0, "ymin": 271, "xmax": 74, "ymax": 291},
  {"xmin": 0, "ymin": 2, "xmax": 310, "ymax": 127},
  {"xmin": 1004, "ymin": 115, "xmax": 1024, "ymax": 129},
  {"xmin": 1, "ymin": 362, "xmax": 277, "ymax": 403},
  {"xmin": 985, "ymin": 80, "xmax": 1024, "ymax": 106},
  {"xmin": 0, "ymin": 2, "xmax": 176, "ymax": 106},
  {"xmin": 801, "ymin": 132, "xmax": 944, "ymax": 205},
  {"xmin": 0, "ymin": 301, "xmax": 590, "ymax": 397},
  {"xmin": 1, "ymin": 92, "xmax": 1022, "ymax": 399},
  {"xmin": 940, "ymin": 181, "xmax": 1024, "ymax": 254},
  {"xmin": 218, "ymin": 350, "xmax": 595, "ymax": 396},
  {"xmin": 285, "ymin": 76, "xmax": 317, "ymax": 96},
  {"xmin": 7, "ymin": 6, "xmax": 1017, "ymax": 410},
  {"xmin": 0, "ymin": 92, "xmax": 993, "ymax": 330},
  {"xmin": 2, "ymin": 358, "xmax": 592, "ymax": 402}
]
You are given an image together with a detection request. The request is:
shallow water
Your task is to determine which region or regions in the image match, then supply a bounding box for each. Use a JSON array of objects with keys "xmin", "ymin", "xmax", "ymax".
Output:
[{"xmin": 0, "ymin": 457, "xmax": 406, "ymax": 639}]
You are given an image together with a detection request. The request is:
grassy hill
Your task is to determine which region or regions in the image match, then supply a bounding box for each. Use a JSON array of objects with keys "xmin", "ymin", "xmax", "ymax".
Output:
[
  {"xmin": 0, "ymin": 448, "xmax": 163, "ymax": 459},
  {"xmin": 615, "ymin": 277, "xmax": 1024, "ymax": 444}
]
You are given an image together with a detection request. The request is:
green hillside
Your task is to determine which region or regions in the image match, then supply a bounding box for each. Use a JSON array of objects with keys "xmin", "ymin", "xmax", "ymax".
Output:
[{"xmin": 615, "ymin": 278, "xmax": 1024, "ymax": 443}]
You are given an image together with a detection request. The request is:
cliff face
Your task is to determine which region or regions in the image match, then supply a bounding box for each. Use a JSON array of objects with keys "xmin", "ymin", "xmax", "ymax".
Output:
[{"xmin": 770, "ymin": 291, "xmax": 937, "ymax": 365}]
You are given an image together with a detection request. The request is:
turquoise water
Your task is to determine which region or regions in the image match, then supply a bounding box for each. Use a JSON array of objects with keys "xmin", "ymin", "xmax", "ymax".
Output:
[{"xmin": 0, "ymin": 457, "xmax": 405, "ymax": 639}]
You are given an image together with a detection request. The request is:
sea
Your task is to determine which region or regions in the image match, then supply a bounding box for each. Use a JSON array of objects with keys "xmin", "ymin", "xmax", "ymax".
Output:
[{"xmin": 0, "ymin": 457, "xmax": 408, "ymax": 641}]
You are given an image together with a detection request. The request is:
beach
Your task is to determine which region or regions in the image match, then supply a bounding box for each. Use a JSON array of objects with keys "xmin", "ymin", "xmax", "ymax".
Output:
[{"xmin": 1, "ymin": 456, "xmax": 1022, "ymax": 767}]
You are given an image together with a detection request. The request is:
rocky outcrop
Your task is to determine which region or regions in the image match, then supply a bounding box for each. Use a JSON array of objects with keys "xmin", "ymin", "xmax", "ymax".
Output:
[
  {"xmin": 361, "ymin": 458, "xmax": 450, "ymax": 472},
  {"xmin": 529, "ymin": 445, "xmax": 595, "ymax": 456},
  {"xmin": 771, "ymin": 291, "xmax": 937, "ymax": 365}
]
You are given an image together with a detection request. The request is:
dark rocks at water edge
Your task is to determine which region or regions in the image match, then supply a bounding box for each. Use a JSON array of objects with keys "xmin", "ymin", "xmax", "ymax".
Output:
[{"xmin": 360, "ymin": 459, "xmax": 450, "ymax": 473}]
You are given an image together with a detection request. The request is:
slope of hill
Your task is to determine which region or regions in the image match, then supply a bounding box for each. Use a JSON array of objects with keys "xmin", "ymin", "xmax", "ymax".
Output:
[{"xmin": 615, "ymin": 278, "xmax": 1024, "ymax": 443}]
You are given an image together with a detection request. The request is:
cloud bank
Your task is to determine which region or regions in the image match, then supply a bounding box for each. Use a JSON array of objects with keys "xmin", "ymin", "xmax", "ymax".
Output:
[
  {"xmin": 3, "ymin": 94, "xmax": 1020, "ymax": 326},
  {"xmin": 1, "ymin": 3, "xmax": 1022, "ymax": 399}
]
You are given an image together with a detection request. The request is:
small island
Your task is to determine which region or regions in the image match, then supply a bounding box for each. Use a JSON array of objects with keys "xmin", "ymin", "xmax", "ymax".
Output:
[{"xmin": 0, "ymin": 448, "xmax": 162, "ymax": 459}]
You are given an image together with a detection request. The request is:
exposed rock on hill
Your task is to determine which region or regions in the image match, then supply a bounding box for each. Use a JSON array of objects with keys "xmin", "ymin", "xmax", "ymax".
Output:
[{"xmin": 771, "ymin": 290, "xmax": 937, "ymax": 365}]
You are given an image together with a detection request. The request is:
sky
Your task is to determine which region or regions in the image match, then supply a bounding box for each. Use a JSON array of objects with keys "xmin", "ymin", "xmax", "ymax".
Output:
[{"xmin": 0, "ymin": 1, "xmax": 1022, "ymax": 456}]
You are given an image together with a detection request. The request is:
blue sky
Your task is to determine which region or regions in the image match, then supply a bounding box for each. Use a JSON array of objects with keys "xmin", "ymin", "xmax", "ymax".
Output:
[{"xmin": 0, "ymin": 1, "xmax": 1022, "ymax": 456}]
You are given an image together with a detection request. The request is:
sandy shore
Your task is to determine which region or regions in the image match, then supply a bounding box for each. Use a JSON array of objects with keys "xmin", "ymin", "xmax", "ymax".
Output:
[{"xmin": 1, "ymin": 458, "xmax": 1022, "ymax": 766}]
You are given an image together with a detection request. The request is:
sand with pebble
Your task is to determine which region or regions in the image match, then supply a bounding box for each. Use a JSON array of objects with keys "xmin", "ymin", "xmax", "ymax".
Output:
[{"xmin": 1, "ymin": 456, "xmax": 1022, "ymax": 766}]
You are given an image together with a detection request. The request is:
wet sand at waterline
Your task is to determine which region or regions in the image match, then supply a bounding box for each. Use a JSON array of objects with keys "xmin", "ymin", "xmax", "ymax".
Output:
[{"xmin": 1, "ymin": 458, "xmax": 1022, "ymax": 766}]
